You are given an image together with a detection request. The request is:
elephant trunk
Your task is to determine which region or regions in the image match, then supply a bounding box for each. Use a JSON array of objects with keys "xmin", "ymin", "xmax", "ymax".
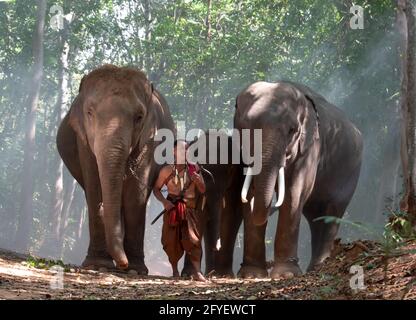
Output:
[
  {"xmin": 95, "ymin": 129, "xmax": 131, "ymax": 269},
  {"xmin": 252, "ymin": 138, "xmax": 285, "ymax": 226}
]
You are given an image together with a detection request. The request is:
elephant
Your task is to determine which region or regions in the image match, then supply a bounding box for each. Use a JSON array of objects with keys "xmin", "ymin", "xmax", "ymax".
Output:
[
  {"xmin": 56, "ymin": 64, "xmax": 175, "ymax": 273},
  {"xmin": 181, "ymin": 130, "xmax": 281, "ymax": 277},
  {"xmin": 220, "ymin": 80, "xmax": 363, "ymax": 279},
  {"xmin": 181, "ymin": 131, "xmax": 244, "ymax": 277}
]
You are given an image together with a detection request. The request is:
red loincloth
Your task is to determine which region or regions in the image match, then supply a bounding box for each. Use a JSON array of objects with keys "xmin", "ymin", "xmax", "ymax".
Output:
[{"xmin": 161, "ymin": 197, "xmax": 201, "ymax": 265}]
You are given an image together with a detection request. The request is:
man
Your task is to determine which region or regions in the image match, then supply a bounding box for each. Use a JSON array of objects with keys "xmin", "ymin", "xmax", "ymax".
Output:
[{"xmin": 153, "ymin": 139, "xmax": 207, "ymax": 281}]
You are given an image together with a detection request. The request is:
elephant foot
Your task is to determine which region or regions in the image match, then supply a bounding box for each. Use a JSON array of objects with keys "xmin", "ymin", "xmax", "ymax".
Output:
[
  {"xmin": 237, "ymin": 265, "xmax": 268, "ymax": 279},
  {"xmin": 306, "ymin": 261, "xmax": 324, "ymax": 272},
  {"xmin": 213, "ymin": 267, "xmax": 235, "ymax": 278},
  {"xmin": 205, "ymin": 267, "xmax": 215, "ymax": 276},
  {"xmin": 127, "ymin": 257, "xmax": 148, "ymax": 275},
  {"xmin": 82, "ymin": 254, "xmax": 115, "ymax": 271},
  {"xmin": 270, "ymin": 260, "xmax": 302, "ymax": 280}
]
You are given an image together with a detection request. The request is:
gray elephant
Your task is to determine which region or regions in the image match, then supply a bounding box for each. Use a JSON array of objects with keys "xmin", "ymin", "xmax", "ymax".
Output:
[
  {"xmin": 181, "ymin": 131, "xmax": 243, "ymax": 276},
  {"xmin": 182, "ymin": 132, "xmax": 279, "ymax": 277},
  {"xmin": 221, "ymin": 81, "xmax": 363, "ymax": 279},
  {"xmin": 56, "ymin": 65, "xmax": 174, "ymax": 273}
]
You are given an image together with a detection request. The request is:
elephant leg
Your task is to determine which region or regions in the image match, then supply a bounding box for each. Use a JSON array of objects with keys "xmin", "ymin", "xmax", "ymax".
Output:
[
  {"xmin": 202, "ymin": 196, "xmax": 222, "ymax": 274},
  {"xmin": 216, "ymin": 194, "xmax": 243, "ymax": 277},
  {"xmin": 122, "ymin": 177, "xmax": 149, "ymax": 275},
  {"xmin": 238, "ymin": 201, "xmax": 268, "ymax": 279},
  {"xmin": 203, "ymin": 212, "xmax": 220, "ymax": 274},
  {"xmin": 271, "ymin": 158, "xmax": 318, "ymax": 279},
  {"xmin": 305, "ymin": 201, "xmax": 344, "ymax": 271},
  {"xmin": 78, "ymin": 141, "xmax": 114, "ymax": 270},
  {"xmin": 304, "ymin": 209, "xmax": 323, "ymax": 271},
  {"xmin": 305, "ymin": 162, "xmax": 361, "ymax": 271},
  {"xmin": 270, "ymin": 195, "xmax": 303, "ymax": 279},
  {"xmin": 181, "ymin": 254, "xmax": 196, "ymax": 277}
]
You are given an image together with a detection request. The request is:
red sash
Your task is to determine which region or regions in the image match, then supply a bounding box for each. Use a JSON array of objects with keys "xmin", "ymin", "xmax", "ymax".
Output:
[{"xmin": 168, "ymin": 200, "xmax": 186, "ymax": 226}]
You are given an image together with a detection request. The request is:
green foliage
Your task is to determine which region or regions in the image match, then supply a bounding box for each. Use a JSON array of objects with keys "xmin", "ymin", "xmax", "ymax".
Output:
[
  {"xmin": 315, "ymin": 215, "xmax": 378, "ymax": 238},
  {"xmin": 25, "ymin": 255, "xmax": 70, "ymax": 272},
  {"xmin": 0, "ymin": 0, "xmax": 404, "ymax": 262},
  {"xmin": 384, "ymin": 209, "xmax": 416, "ymax": 242}
]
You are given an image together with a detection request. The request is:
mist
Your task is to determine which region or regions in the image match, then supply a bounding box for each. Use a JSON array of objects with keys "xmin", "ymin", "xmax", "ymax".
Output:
[{"xmin": 0, "ymin": 1, "xmax": 402, "ymax": 276}]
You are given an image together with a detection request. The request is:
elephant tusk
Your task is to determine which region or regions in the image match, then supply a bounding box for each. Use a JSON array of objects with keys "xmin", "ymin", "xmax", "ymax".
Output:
[
  {"xmin": 250, "ymin": 197, "xmax": 255, "ymax": 212},
  {"xmin": 275, "ymin": 167, "xmax": 285, "ymax": 207},
  {"xmin": 215, "ymin": 238, "xmax": 221, "ymax": 251},
  {"xmin": 241, "ymin": 167, "xmax": 253, "ymax": 203}
]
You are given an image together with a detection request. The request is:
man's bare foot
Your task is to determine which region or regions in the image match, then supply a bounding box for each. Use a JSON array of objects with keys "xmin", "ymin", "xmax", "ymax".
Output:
[
  {"xmin": 173, "ymin": 271, "xmax": 180, "ymax": 277},
  {"xmin": 192, "ymin": 272, "xmax": 207, "ymax": 282}
]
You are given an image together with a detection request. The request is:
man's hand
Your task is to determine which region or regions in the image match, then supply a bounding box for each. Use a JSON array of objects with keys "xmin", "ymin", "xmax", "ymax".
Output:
[
  {"xmin": 190, "ymin": 172, "xmax": 203, "ymax": 183},
  {"xmin": 190, "ymin": 172, "xmax": 206, "ymax": 193},
  {"xmin": 163, "ymin": 200, "xmax": 175, "ymax": 211}
]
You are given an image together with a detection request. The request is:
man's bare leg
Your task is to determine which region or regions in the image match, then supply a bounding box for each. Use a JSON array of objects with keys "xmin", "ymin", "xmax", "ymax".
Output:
[
  {"xmin": 189, "ymin": 250, "xmax": 207, "ymax": 282},
  {"xmin": 171, "ymin": 261, "xmax": 180, "ymax": 278}
]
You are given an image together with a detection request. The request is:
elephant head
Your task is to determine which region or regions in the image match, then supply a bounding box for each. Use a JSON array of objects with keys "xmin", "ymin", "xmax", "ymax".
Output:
[
  {"xmin": 68, "ymin": 65, "xmax": 160, "ymax": 268},
  {"xmin": 235, "ymin": 81, "xmax": 319, "ymax": 226}
]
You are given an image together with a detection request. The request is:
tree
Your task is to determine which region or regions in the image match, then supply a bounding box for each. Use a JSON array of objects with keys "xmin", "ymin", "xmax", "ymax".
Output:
[
  {"xmin": 0, "ymin": 0, "xmax": 403, "ymax": 262},
  {"xmin": 15, "ymin": 0, "xmax": 47, "ymax": 252},
  {"xmin": 398, "ymin": 0, "xmax": 416, "ymax": 227},
  {"xmin": 39, "ymin": 13, "xmax": 72, "ymax": 258}
]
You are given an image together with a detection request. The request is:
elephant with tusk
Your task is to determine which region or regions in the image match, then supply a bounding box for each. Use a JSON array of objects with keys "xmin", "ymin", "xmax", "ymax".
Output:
[
  {"xmin": 231, "ymin": 81, "xmax": 363, "ymax": 279},
  {"xmin": 180, "ymin": 131, "xmax": 281, "ymax": 278},
  {"xmin": 56, "ymin": 65, "xmax": 174, "ymax": 273},
  {"xmin": 241, "ymin": 167, "xmax": 285, "ymax": 208}
]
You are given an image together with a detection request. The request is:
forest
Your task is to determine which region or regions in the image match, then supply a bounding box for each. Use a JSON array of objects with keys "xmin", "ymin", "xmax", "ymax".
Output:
[{"xmin": 0, "ymin": 0, "xmax": 416, "ymax": 301}]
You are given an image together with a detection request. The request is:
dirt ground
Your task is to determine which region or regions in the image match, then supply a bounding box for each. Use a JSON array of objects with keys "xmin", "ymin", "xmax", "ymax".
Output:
[{"xmin": 0, "ymin": 239, "xmax": 415, "ymax": 300}]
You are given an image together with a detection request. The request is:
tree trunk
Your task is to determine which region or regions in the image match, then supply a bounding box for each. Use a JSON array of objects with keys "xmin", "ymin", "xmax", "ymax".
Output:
[
  {"xmin": 39, "ymin": 18, "xmax": 71, "ymax": 258},
  {"xmin": 206, "ymin": 0, "xmax": 212, "ymax": 41},
  {"xmin": 15, "ymin": 0, "xmax": 47, "ymax": 252},
  {"xmin": 58, "ymin": 178, "xmax": 77, "ymax": 255},
  {"xmin": 375, "ymin": 121, "xmax": 401, "ymax": 224},
  {"xmin": 196, "ymin": 0, "xmax": 214, "ymax": 128},
  {"xmin": 405, "ymin": 0, "xmax": 416, "ymax": 224},
  {"xmin": 398, "ymin": 0, "xmax": 416, "ymax": 226},
  {"xmin": 143, "ymin": 0, "xmax": 152, "ymax": 74}
]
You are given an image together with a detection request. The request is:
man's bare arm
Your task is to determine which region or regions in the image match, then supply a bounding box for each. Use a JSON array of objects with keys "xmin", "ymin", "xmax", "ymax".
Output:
[
  {"xmin": 191, "ymin": 170, "xmax": 206, "ymax": 194},
  {"xmin": 153, "ymin": 167, "xmax": 175, "ymax": 211}
]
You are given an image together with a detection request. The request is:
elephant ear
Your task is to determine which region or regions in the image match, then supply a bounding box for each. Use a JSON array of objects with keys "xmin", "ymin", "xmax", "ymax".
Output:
[
  {"xmin": 298, "ymin": 94, "xmax": 319, "ymax": 155},
  {"xmin": 68, "ymin": 76, "xmax": 87, "ymax": 145},
  {"xmin": 137, "ymin": 81, "xmax": 163, "ymax": 151},
  {"xmin": 145, "ymin": 81, "xmax": 155, "ymax": 105}
]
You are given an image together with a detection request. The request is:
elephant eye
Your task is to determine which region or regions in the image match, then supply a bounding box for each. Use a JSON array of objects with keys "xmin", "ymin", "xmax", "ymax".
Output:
[
  {"xmin": 134, "ymin": 114, "xmax": 142, "ymax": 124},
  {"xmin": 288, "ymin": 126, "xmax": 296, "ymax": 135}
]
